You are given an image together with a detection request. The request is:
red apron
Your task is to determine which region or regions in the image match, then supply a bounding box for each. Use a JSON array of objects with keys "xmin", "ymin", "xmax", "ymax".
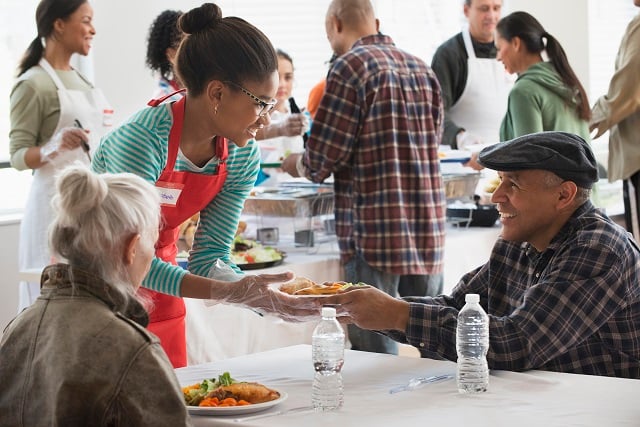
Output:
[{"xmin": 141, "ymin": 92, "xmax": 228, "ymax": 368}]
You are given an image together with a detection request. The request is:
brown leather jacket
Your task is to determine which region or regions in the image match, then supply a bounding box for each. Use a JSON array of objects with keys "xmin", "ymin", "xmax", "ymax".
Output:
[{"xmin": 0, "ymin": 264, "xmax": 192, "ymax": 426}]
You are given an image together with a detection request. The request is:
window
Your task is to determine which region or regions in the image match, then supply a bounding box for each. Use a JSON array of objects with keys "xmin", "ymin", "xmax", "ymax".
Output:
[{"xmin": 0, "ymin": 0, "xmax": 39, "ymax": 213}]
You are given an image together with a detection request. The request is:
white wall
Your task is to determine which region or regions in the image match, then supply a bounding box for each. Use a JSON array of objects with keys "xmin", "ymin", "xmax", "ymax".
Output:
[
  {"xmin": 508, "ymin": 0, "xmax": 590, "ymax": 96},
  {"xmin": 91, "ymin": 0, "xmax": 201, "ymax": 126},
  {"xmin": 90, "ymin": 0, "xmax": 336, "ymax": 127},
  {"xmin": 90, "ymin": 0, "xmax": 592, "ymax": 129}
]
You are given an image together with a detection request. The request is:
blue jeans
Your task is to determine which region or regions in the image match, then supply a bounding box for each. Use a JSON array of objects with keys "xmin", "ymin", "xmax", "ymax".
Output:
[{"xmin": 344, "ymin": 254, "xmax": 443, "ymax": 355}]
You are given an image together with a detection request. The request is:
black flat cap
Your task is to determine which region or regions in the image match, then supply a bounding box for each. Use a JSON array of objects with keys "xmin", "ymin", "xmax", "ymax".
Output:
[{"xmin": 477, "ymin": 131, "xmax": 599, "ymax": 188}]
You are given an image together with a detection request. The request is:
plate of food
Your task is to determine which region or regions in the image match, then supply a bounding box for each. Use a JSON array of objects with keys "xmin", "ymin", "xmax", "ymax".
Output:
[
  {"xmin": 438, "ymin": 150, "xmax": 472, "ymax": 163},
  {"xmin": 231, "ymin": 237, "xmax": 285, "ymax": 270},
  {"xmin": 279, "ymin": 276, "xmax": 368, "ymax": 295},
  {"xmin": 183, "ymin": 372, "xmax": 286, "ymax": 416}
]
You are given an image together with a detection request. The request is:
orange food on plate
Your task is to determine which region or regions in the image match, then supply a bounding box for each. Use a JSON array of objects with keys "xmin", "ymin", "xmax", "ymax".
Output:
[
  {"xmin": 183, "ymin": 372, "xmax": 280, "ymax": 407},
  {"xmin": 199, "ymin": 396, "xmax": 250, "ymax": 407},
  {"xmin": 279, "ymin": 277, "xmax": 366, "ymax": 295},
  {"xmin": 207, "ymin": 382, "xmax": 280, "ymax": 404}
]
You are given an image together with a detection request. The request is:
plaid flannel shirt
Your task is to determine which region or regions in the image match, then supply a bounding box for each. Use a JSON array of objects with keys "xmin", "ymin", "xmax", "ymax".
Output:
[
  {"xmin": 387, "ymin": 201, "xmax": 640, "ymax": 378},
  {"xmin": 303, "ymin": 33, "xmax": 446, "ymax": 275}
]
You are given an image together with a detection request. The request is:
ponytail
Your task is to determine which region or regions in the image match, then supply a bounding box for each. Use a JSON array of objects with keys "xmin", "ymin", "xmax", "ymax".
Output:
[
  {"xmin": 544, "ymin": 34, "xmax": 591, "ymax": 121},
  {"xmin": 18, "ymin": 37, "xmax": 44, "ymax": 77}
]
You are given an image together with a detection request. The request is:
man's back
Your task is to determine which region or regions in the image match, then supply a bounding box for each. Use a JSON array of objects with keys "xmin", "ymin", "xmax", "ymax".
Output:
[{"xmin": 306, "ymin": 33, "xmax": 445, "ymax": 275}]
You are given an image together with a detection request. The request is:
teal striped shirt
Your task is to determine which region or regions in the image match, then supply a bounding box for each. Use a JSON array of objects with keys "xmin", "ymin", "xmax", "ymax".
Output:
[{"xmin": 92, "ymin": 102, "xmax": 259, "ymax": 296}]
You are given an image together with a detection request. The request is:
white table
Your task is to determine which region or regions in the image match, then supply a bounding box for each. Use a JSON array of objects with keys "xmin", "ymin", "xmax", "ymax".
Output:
[{"xmin": 175, "ymin": 344, "xmax": 640, "ymax": 427}]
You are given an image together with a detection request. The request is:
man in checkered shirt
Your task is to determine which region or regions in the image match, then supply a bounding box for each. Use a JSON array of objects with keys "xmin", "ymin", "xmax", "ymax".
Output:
[{"xmin": 282, "ymin": 0, "xmax": 446, "ymax": 355}]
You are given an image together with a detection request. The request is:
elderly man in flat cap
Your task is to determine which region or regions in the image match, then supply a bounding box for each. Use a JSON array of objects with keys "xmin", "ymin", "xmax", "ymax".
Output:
[{"xmin": 321, "ymin": 131, "xmax": 640, "ymax": 378}]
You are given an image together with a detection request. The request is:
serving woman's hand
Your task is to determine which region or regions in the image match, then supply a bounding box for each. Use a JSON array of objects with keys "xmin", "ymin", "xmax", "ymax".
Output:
[
  {"xmin": 227, "ymin": 272, "xmax": 325, "ymax": 322},
  {"xmin": 181, "ymin": 271, "xmax": 321, "ymax": 322}
]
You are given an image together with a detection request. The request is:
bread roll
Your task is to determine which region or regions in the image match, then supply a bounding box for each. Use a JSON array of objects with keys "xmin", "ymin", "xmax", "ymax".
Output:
[{"xmin": 278, "ymin": 277, "xmax": 317, "ymax": 295}]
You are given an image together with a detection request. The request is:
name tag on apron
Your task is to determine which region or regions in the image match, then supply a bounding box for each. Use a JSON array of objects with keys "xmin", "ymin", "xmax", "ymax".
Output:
[{"xmin": 156, "ymin": 181, "xmax": 185, "ymax": 207}]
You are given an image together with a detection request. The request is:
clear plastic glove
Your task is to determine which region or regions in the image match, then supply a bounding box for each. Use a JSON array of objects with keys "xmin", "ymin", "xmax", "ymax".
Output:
[
  {"xmin": 268, "ymin": 113, "xmax": 309, "ymax": 138},
  {"xmin": 456, "ymin": 131, "xmax": 484, "ymax": 150},
  {"xmin": 207, "ymin": 259, "xmax": 243, "ymax": 281},
  {"xmin": 205, "ymin": 266, "xmax": 320, "ymax": 322},
  {"xmin": 204, "ymin": 260, "xmax": 243, "ymax": 307},
  {"xmin": 209, "ymin": 271, "xmax": 322, "ymax": 322},
  {"xmin": 40, "ymin": 127, "xmax": 90, "ymax": 164}
]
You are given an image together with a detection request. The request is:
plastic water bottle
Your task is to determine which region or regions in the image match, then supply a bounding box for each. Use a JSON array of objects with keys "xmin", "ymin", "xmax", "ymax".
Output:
[
  {"xmin": 456, "ymin": 294, "xmax": 489, "ymax": 393},
  {"xmin": 312, "ymin": 306, "xmax": 345, "ymax": 411}
]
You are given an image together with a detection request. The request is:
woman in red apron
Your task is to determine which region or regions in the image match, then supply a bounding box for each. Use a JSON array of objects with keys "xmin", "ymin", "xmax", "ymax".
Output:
[
  {"xmin": 92, "ymin": 3, "xmax": 317, "ymax": 368},
  {"xmin": 138, "ymin": 94, "xmax": 229, "ymax": 367}
]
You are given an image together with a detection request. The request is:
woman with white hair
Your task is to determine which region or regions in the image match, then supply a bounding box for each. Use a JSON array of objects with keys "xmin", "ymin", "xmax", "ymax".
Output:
[{"xmin": 0, "ymin": 165, "xmax": 192, "ymax": 425}]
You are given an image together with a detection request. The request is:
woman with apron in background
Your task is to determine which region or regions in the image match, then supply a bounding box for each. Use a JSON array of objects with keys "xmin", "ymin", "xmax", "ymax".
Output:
[
  {"xmin": 9, "ymin": 0, "xmax": 112, "ymax": 311},
  {"xmin": 91, "ymin": 3, "xmax": 316, "ymax": 368}
]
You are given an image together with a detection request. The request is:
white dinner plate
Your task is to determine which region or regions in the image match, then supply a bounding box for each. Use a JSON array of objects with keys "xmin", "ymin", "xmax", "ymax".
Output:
[{"xmin": 187, "ymin": 391, "xmax": 288, "ymax": 416}]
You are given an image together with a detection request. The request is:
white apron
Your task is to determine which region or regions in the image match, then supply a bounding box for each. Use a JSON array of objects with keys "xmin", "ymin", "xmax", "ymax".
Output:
[
  {"xmin": 18, "ymin": 58, "xmax": 112, "ymax": 311},
  {"xmin": 448, "ymin": 27, "xmax": 514, "ymax": 145}
]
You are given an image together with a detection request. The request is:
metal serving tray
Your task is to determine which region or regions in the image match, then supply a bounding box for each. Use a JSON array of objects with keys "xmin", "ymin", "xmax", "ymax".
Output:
[
  {"xmin": 243, "ymin": 183, "xmax": 334, "ymax": 217},
  {"xmin": 442, "ymin": 172, "xmax": 481, "ymax": 200}
]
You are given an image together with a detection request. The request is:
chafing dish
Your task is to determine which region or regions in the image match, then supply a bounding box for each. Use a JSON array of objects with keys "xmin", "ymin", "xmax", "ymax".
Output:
[
  {"xmin": 442, "ymin": 172, "xmax": 481, "ymax": 200},
  {"xmin": 243, "ymin": 183, "xmax": 334, "ymax": 217}
]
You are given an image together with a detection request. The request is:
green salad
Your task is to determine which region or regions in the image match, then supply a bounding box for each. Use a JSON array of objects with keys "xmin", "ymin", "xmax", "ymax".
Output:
[
  {"xmin": 183, "ymin": 372, "xmax": 236, "ymax": 406},
  {"xmin": 231, "ymin": 236, "xmax": 282, "ymax": 265}
]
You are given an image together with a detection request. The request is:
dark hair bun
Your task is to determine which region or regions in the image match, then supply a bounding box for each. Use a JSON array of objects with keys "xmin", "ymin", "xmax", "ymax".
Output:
[{"xmin": 179, "ymin": 3, "xmax": 222, "ymax": 35}]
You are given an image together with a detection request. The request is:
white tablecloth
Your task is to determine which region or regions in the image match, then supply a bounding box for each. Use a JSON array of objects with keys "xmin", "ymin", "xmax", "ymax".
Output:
[{"xmin": 175, "ymin": 344, "xmax": 640, "ymax": 427}]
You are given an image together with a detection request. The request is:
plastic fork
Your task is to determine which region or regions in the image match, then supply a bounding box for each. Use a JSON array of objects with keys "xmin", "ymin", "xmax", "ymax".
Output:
[{"xmin": 388, "ymin": 374, "xmax": 454, "ymax": 394}]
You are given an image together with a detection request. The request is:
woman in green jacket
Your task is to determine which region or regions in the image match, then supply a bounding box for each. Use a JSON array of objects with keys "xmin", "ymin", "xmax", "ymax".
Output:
[{"xmin": 495, "ymin": 11, "xmax": 591, "ymax": 142}]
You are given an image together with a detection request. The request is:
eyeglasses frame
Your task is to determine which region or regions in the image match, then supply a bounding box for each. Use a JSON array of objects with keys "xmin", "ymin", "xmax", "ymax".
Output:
[{"xmin": 224, "ymin": 81, "xmax": 277, "ymax": 117}]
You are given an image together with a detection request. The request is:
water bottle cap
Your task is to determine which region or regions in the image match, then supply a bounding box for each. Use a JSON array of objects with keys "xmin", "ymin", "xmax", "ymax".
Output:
[
  {"xmin": 465, "ymin": 294, "xmax": 480, "ymax": 303},
  {"xmin": 321, "ymin": 306, "xmax": 337, "ymax": 318}
]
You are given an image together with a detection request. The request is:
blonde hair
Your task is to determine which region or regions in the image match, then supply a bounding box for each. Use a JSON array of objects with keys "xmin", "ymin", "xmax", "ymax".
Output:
[{"xmin": 49, "ymin": 164, "xmax": 161, "ymax": 309}]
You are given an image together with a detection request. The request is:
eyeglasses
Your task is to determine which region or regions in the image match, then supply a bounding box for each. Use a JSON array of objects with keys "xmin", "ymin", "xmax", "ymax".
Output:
[{"xmin": 225, "ymin": 81, "xmax": 277, "ymax": 117}]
